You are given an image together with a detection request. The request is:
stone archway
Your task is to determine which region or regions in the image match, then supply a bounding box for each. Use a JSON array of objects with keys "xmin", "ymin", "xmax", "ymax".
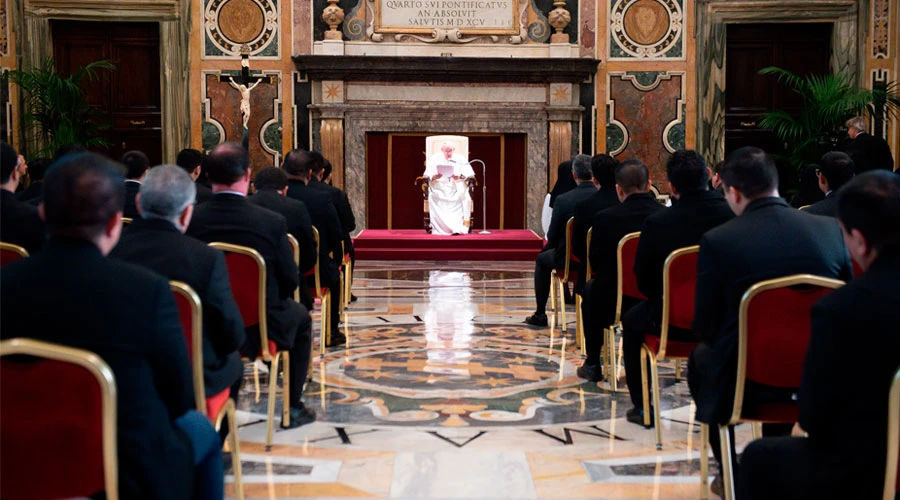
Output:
[{"xmin": 14, "ymin": 0, "xmax": 191, "ymax": 161}]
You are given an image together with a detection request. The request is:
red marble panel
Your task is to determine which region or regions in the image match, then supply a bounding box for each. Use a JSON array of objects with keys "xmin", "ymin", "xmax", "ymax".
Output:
[
  {"xmin": 580, "ymin": 0, "xmax": 595, "ymax": 58},
  {"xmin": 293, "ymin": 1, "xmax": 312, "ymax": 55},
  {"xmin": 205, "ymin": 73, "xmax": 278, "ymax": 172},
  {"xmin": 609, "ymin": 74, "xmax": 682, "ymax": 191}
]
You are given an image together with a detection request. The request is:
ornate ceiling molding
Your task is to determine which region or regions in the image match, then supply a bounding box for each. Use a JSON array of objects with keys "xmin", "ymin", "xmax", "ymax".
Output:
[{"xmin": 24, "ymin": 0, "xmax": 182, "ymax": 19}]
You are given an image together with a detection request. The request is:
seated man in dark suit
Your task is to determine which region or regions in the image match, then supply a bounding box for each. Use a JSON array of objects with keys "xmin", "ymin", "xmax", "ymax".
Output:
[
  {"xmin": 250, "ymin": 166, "xmax": 317, "ymax": 309},
  {"xmin": 525, "ymin": 154, "xmax": 597, "ymax": 327},
  {"xmin": 577, "ymin": 159, "xmax": 665, "ymax": 381},
  {"xmin": 619, "ymin": 150, "xmax": 734, "ymax": 424},
  {"xmin": 0, "ymin": 142, "xmax": 45, "ymax": 253},
  {"xmin": 188, "ymin": 142, "xmax": 316, "ymax": 428},
  {"xmin": 121, "ymin": 150, "xmax": 150, "ymax": 219},
  {"xmin": 1, "ymin": 152, "xmax": 223, "ymax": 499},
  {"xmin": 688, "ymin": 146, "xmax": 853, "ymax": 492},
  {"xmin": 740, "ymin": 170, "xmax": 900, "ymax": 500},
  {"xmin": 309, "ymin": 154, "xmax": 358, "ymax": 301},
  {"xmin": 111, "ymin": 165, "xmax": 246, "ymax": 408},
  {"xmin": 571, "ymin": 153, "xmax": 620, "ymax": 292},
  {"xmin": 804, "ymin": 151, "xmax": 855, "ymax": 217},
  {"xmin": 281, "ymin": 149, "xmax": 344, "ymax": 343},
  {"xmin": 840, "ymin": 115, "xmax": 895, "ymax": 172},
  {"xmin": 15, "ymin": 156, "xmax": 50, "ymax": 204},
  {"xmin": 176, "ymin": 148, "xmax": 215, "ymax": 204}
]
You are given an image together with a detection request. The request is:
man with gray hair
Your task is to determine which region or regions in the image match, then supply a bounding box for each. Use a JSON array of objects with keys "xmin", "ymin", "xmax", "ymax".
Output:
[
  {"xmin": 841, "ymin": 115, "xmax": 894, "ymax": 172},
  {"xmin": 111, "ymin": 165, "xmax": 246, "ymax": 412},
  {"xmin": 525, "ymin": 154, "xmax": 597, "ymax": 327}
]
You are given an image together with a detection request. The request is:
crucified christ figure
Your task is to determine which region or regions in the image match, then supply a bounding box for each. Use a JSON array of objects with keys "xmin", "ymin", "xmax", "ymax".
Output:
[{"xmin": 228, "ymin": 77, "xmax": 262, "ymax": 129}]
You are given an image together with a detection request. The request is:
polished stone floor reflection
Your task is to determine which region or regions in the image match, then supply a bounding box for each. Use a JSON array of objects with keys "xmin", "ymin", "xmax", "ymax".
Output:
[{"xmin": 227, "ymin": 261, "xmax": 750, "ymax": 499}]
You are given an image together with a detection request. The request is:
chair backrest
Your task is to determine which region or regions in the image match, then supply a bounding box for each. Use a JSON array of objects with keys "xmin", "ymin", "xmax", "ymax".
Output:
[
  {"xmin": 121, "ymin": 217, "xmax": 133, "ymax": 225},
  {"xmin": 170, "ymin": 281, "xmax": 206, "ymax": 413},
  {"xmin": 561, "ymin": 216, "xmax": 578, "ymax": 282},
  {"xmin": 615, "ymin": 232, "xmax": 646, "ymax": 321},
  {"xmin": 585, "ymin": 227, "xmax": 594, "ymax": 278},
  {"xmin": 730, "ymin": 274, "xmax": 844, "ymax": 423},
  {"xmin": 886, "ymin": 367, "xmax": 900, "ymax": 500},
  {"xmin": 208, "ymin": 242, "xmax": 270, "ymax": 358},
  {"xmin": 0, "ymin": 242, "xmax": 29, "ymax": 267},
  {"xmin": 658, "ymin": 245, "xmax": 700, "ymax": 357},
  {"xmin": 286, "ymin": 234, "xmax": 300, "ymax": 302},
  {"xmin": 307, "ymin": 226, "xmax": 323, "ymax": 296},
  {"xmin": 0, "ymin": 338, "xmax": 118, "ymax": 500}
]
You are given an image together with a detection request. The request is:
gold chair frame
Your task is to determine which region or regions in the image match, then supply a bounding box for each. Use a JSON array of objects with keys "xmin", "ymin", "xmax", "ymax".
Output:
[
  {"xmin": 208, "ymin": 242, "xmax": 290, "ymax": 451},
  {"xmin": 310, "ymin": 227, "xmax": 332, "ymax": 355},
  {"xmin": 1, "ymin": 338, "xmax": 119, "ymax": 500},
  {"xmin": 0, "ymin": 241, "xmax": 29, "ymax": 260},
  {"xmin": 340, "ymin": 240, "xmax": 353, "ymax": 310},
  {"xmin": 884, "ymin": 367, "xmax": 900, "ymax": 500},
  {"xmin": 709, "ymin": 274, "xmax": 844, "ymax": 500},
  {"xmin": 121, "ymin": 217, "xmax": 133, "ymax": 225},
  {"xmin": 170, "ymin": 281, "xmax": 244, "ymax": 499},
  {"xmin": 550, "ymin": 217, "xmax": 579, "ymax": 338},
  {"xmin": 286, "ymin": 234, "xmax": 301, "ymax": 303},
  {"xmin": 640, "ymin": 245, "xmax": 700, "ymax": 448},
  {"xmin": 601, "ymin": 231, "xmax": 642, "ymax": 391}
]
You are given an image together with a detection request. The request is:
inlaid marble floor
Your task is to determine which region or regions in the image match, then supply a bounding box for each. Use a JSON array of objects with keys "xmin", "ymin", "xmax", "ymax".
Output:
[{"xmin": 226, "ymin": 261, "xmax": 753, "ymax": 499}]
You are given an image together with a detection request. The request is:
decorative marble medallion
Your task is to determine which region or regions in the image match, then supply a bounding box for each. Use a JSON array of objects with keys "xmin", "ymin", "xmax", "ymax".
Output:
[
  {"xmin": 609, "ymin": 0, "xmax": 683, "ymax": 60},
  {"xmin": 204, "ymin": 0, "xmax": 279, "ymax": 58}
]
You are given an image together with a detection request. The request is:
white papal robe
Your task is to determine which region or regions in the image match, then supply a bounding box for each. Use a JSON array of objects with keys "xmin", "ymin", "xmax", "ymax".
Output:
[{"xmin": 424, "ymin": 154, "xmax": 475, "ymax": 235}]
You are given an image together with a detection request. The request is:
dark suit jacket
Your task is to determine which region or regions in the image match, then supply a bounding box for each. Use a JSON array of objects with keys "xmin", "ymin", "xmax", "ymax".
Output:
[
  {"xmin": 15, "ymin": 181, "xmax": 42, "ymax": 204},
  {"xmin": 195, "ymin": 182, "xmax": 214, "ymax": 204},
  {"xmin": 309, "ymin": 177, "xmax": 356, "ymax": 236},
  {"xmin": 802, "ymin": 191, "xmax": 837, "ymax": 217},
  {"xmin": 0, "ymin": 190, "xmax": 45, "ymax": 253},
  {"xmin": 0, "ymin": 237, "xmax": 195, "ymax": 499},
  {"xmin": 110, "ymin": 217, "xmax": 246, "ymax": 396},
  {"xmin": 692, "ymin": 197, "xmax": 853, "ymax": 424},
  {"xmin": 798, "ymin": 251, "xmax": 900, "ymax": 499},
  {"xmin": 123, "ymin": 180, "xmax": 141, "ymax": 219},
  {"xmin": 571, "ymin": 186, "xmax": 620, "ymax": 264},
  {"xmin": 843, "ymin": 132, "xmax": 895, "ymax": 173},
  {"xmin": 187, "ymin": 193, "xmax": 305, "ymax": 349},
  {"xmin": 285, "ymin": 180, "xmax": 343, "ymax": 285},
  {"xmin": 634, "ymin": 190, "xmax": 734, "ymax": 319},
  {"xmin": 545, "ymin": 182, "xmax": 597, "ymax": 269}
]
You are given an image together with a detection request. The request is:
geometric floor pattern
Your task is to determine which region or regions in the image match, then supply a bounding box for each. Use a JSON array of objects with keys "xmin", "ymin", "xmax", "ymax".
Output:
[{"xmin": 226, "ymin": 260, "xmax": 749, "ymax": 499}]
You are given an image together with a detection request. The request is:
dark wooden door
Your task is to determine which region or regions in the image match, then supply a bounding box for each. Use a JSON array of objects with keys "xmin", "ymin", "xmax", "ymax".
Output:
[
  {"xmin": 52, "ymin": 21, "xmax": 162, "ymax": 165},
  {"xmin": 725, "ymin": 23, "xmax": 832, "ymax": 183}
]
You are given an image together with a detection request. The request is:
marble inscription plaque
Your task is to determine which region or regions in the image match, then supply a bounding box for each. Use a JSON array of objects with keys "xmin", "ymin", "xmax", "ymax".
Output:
[{"xmin": 376, "ymin": 0, "xmax": 519, "ymax": 34}]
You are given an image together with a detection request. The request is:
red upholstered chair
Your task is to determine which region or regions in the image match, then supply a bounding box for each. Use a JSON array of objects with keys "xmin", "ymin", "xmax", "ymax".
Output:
[
  {"xmin": 550, "ymin": 217, "xmax": 581, "ymax": 338},
  {"xmin": 885, "ymin": 367, "xmax": 900, "ymax": 500},
  {"xmin": 709, "ymin": 274, "xmax": 844, "ymax": 500},
  {"xmin": 208, "ymin": 242, "xmax": 290, "ymax": 451},
  {"xmin": 170, "ymin": 281, "xmax": 244, "ymax": 499},
  {"xmin": 640, "ymin": 245, "xmax": 702, "ymax": 449},
  {"xmin": 603, "ymin": 232, "xmax": 646, "ymax": 391},
  {"xmin": 0, "ymin": 241, "xmax": 29, "ymax": 267},
  {"xmin": 305, "ymin": 226, "xmax": 333, "ymax": 355},
  {"xmin": 0, "ymin": 338, "xmax": 118, "ymax": 500}
]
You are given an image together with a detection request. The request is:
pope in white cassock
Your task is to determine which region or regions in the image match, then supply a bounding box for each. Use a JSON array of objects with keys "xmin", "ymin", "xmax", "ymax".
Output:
[{"xmin": 423, "ymin": 141, "xmax": 475, "ymax": 235}]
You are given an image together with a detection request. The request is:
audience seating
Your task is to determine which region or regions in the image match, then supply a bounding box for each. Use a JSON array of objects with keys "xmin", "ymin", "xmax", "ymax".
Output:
[
  {"xmin": 170, "ymin": 281, "xmax": 244, "ymax": 500},
  {"xmin": 121, "ymin": 217, "xmax": 133, "ymax": 225},
  {"xmin": 0, "ymin": 242, "xmax": 29, "ymax": 267},
  {"xmin": 640, "ymin": 245, "xmax": 702, "ymax": 449},
  {"xmin": 286, "ymin": 234, "xmax": 301, "ymax": 302},
  {"xmin": 1, "ymin": 338, "xmax": 118, "ymax": 500},
  {"xmin": 550, "ymin": 217, "xmax": 581, "ymax": 340},
  {"xmin": 306, "ymin": 226, "xmax": 333, "ymax": 355},
  {"xmin": 341, "ymin": 240, "xmax": 353, "ymax": 310},
  {"xmin": 704, "ymin": 274, "xmax": 844, "ymax": 500},
  {"xmin": 582, "ymin": 227, "xmax": 595, "ymax": 354},
  {"xmin": 208, "ymin": 242, "xmax": 290, "ymax": 451},
  {"xmin": 603, "ymin": 231, "xmax": 645, "ymax": 391},
  {"xmin": 886, "ymin": 367, "xmax": 900, "ymax": 500}
]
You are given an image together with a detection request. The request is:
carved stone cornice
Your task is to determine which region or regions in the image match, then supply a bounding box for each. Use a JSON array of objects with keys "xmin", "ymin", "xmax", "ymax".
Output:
[
  {"xmin": 24, "ymin": 0, "xmax": 181, "ymax": 19},
  {"xmin": 293, "ymin": 56, "xmax": 599, "ymax": 84},
  {"xmin": 703, "ymin": 0, "xmax": 856, "ymax": 20}
]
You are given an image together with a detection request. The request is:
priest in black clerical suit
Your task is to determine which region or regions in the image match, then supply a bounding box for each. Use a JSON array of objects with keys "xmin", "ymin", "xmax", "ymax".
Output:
[
  {"xmin": 570, "ymin": 154, "xmax": 621, "ymax": 290},
  {"xmin": 0, "ymin": 144, "xmax": 45, "ymax": 253}
]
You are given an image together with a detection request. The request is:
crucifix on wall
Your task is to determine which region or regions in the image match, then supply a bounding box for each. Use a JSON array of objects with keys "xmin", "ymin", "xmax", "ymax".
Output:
[{"xmin": 217, "ymin": 44, "xmax": 278, "ymax": 150}]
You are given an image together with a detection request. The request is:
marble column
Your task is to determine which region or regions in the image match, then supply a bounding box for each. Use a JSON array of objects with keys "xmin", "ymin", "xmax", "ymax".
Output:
[{"xmin": 320, "ymin": 109, "xmax": 346, "ymax": 189}]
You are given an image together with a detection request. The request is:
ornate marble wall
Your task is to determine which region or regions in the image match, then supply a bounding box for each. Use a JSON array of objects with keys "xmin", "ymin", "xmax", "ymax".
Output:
[{"xmin": 1, "ymin": 0, "xmax": 13, "ymax": 145}]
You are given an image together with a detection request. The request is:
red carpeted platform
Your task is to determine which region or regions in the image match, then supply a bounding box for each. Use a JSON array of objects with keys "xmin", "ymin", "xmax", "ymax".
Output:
[{"xmin": 353, "ymin": 229, "xmax": 544, "ymax": 261}]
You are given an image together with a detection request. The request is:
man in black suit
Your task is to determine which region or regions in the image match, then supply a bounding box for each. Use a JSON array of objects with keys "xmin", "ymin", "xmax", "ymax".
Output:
[
  {"xmin": 111, "ymin": 165, "xmax": 245, "ymax": 405},
  {"xmin": 176, "ymin": 148, "xmax": 214, "ymax": 204},
  {"xmin": 0, "ymin": 142, "xmax": 45, "ymax": 253},
  {"xmin": 739, "ymin": 170, "xmax": 900, "ymax": 500},
  {"xmin": 804, "ymin": 151, "xmax": 855, "ymax": 217},
  {"xmin": 570, "ymin": 153, "xmax": 620, "ymax": 290},
  {"xmin": 15, "ymin": 156, "xmax": 50, "ymax": 204},
  {"xmin": 250, "ymin": 166, "xmax": 317, "ymax": 309},
  {"xmin": 281, "ymin": 149, "xmax": 344, "ymax": 343},
  {"xmin": 188, "ymin": 142, "xmax": 316, "ymax": 427},
  {"xmin": 840, "ymin": 115, "xmax": 895, "ymax": 172},
  {"xmin": 121, "ymin": 150, "xmax": 150, "ymax": 219},
  {"xmin": 618, "ymin": 150, "xmax": 734, "ymax": 424},
  {"xmin": 310, "ymin": 154, "xmax": 358, "ymax": 301},
  {"xmin": 525, "ymin": 154, "xmax": 597, "ymax": 327},
  {"xmin": 1, "ymin": 152, "xmax": 223, "ymax": 499},
  {"xmin": 688, "ymin": 147, "xmax": 853, "ymax": 489},
  {"xmin": 577, "ymin": 159, "xmax": 664, "ymax": 381}
]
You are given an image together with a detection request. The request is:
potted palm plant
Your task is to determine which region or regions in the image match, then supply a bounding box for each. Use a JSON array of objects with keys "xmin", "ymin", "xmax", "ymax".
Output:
[{"xmin": 3, "ymin": 57, "xmax": 114, "ymax": 157}]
